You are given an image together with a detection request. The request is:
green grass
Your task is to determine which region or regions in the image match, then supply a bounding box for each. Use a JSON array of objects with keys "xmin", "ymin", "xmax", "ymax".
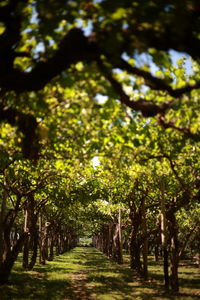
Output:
[{"xmin": 0, "ymin": 247, "xmax": 199, "ymax": 300}]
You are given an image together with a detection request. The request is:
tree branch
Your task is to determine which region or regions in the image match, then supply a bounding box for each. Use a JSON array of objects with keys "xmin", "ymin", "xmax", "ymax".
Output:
[
  {"xmin": 158, "ymin": 115, "xmax": 200, "ymax": 141},
  {"xmin": 0, "ymin": 104, "xmax": 39, "ymax": 159},
  {"xmin": 97, "ymin": 59, "xmax": 169, "ymax": 117},
  {"xmin": 117, "ymin": 58, "xmax": 200, "ymax": 97},
  {"xmin": 0, "ymin": 28, "xmax": 99, "ymax": 93},
  {"xmin": 178, "ymin": 223, "xmax": 199, "ymax": 259}
]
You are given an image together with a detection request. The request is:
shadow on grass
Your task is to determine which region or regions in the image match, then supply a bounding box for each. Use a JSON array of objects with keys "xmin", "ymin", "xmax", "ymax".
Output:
[
  {"xmin": 0, "ymin": 250, "xmax": 89, "ymax": 300},
  {"xmin": 0, "ymin": 247, "xmax": 200, "ymax": 300},
  {"xmin": 81, "ymin": 249, "xmax": 200, "ymax": 300},
  {"xmin": 0, "ymin": 271, "xmax": 74, "ymax": 300}
]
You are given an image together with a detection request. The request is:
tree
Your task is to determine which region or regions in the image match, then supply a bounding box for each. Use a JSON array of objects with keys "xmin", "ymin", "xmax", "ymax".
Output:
[
  {"xmin": 0, "ymin": 1, "xmax": 200, "ymax": 157},
  {"xmin": 0, "ymin": 5, "xmax": 199, "ymax": 291}
]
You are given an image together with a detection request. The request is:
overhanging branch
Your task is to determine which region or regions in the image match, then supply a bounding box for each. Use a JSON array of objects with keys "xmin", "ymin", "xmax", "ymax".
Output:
[
  {"xmin": 0, "ymin": 105, "xmax": 39, "ymax": 159},
  {"xmin": 97, "ymin": 59, "xmax": 170, "ymax": 117},
  {"xmin": 0, "ymin": 28, "xmax": 98, "ymax": 93},
  {"xmin": 158, "ymin": 115, "xmax": 200, "ymax": 141},
  {"xmin": 118, "ymin": 58, "xmax": 200, "ymax": 97}
]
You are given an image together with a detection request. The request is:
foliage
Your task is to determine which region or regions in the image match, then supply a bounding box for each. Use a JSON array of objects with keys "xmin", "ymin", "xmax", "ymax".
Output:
[
  {"xmin": 0, "ymin": 0, "xmax": 200, "ymax": 293},
  {"xmin": 0, "ymin": 0, "xmax": 200, "ymax": 157}
]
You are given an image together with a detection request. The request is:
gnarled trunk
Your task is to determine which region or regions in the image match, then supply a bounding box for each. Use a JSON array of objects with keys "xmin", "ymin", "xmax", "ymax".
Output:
[
  {"xmin": 160, "ymin": 180, "xmax": 169, "ymax": 290},
  {"xmin": 0, "ymin": 232, "xmax": 28, "ymax": 284},
  {"xmin": 0, "ymin": 189, "xmax": 7, "ymax": 265},
  {"xmin": 129, "ymin": 203, "xmax": 142, "ymax": 275},
  {"xmin": 22, "ymin": 194, "xmax": 39, "ymax": 270},
  {"xmin": 168, "ymin": 211, "xmax": 179, "ymax": 292},
  {"xmin": 28, "ymin": 227, "xmax": 38, "ymax": 270},
  {"xmin": 141, "ymin": 198, "xmax": 148, "ymax": 280},
  {"xmin": 129, "ymin": 227, "xmax": 142, "ymax": 273},
  {"xmin": 112, "ymin": 209, "xmax": 123, "ymax": 264}
]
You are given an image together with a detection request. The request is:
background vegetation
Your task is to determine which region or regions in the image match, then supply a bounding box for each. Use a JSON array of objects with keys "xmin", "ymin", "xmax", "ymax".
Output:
[{"xmin": 0, "ymin": 0, "xmax": 200, "ymax": 296}]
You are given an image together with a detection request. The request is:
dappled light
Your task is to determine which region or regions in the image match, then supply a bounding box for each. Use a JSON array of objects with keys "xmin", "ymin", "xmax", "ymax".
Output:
[
  {"xmin": 0, "ymin": 247, "xmax": 199, "ymax": 300},
  {"xmin": 0, "ymin": 0, "xmax": 200, "ymax": 299}
]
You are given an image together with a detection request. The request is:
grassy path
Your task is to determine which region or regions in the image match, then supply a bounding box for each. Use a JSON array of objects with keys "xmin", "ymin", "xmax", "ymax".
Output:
[{"xmin": 1, "ymin": 247, "xmax": 200, "ymax": 300}]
